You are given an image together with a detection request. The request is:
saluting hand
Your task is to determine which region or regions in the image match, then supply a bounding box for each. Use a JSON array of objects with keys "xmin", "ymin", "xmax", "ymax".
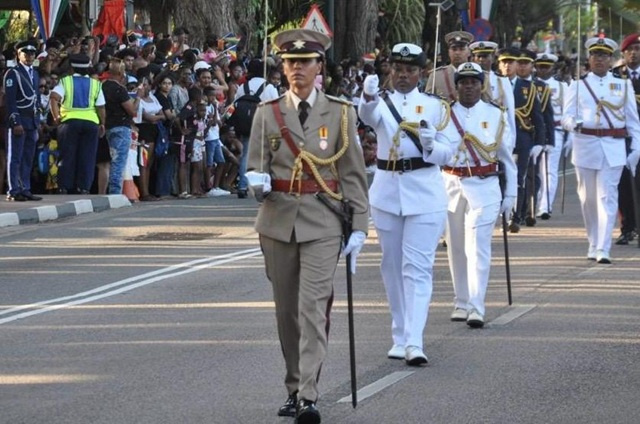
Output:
[{"xmin": 363, "ymin": 75, "xmax": 379, "ymax": 98}]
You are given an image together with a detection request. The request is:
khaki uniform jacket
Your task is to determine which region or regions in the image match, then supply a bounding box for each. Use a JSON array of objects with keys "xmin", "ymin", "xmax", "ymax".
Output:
[
  {"xmin": 248, "ymin": 90, "xmax": 369, "ymax": 243},
  {"xmin": 425, "ymin": 65, "xmax": 457, "ymax": 101}
]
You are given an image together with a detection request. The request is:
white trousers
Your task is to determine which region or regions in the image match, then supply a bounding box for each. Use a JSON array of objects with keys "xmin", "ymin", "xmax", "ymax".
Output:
[
  {"xmin": 445, "ymin": 197, "xmax": 501, "ymax": 316},
  {"xmin": 537, "ymin": 130, "xmax": 565, "ymax": 215},
  {"xmin": 575, "ymin": 165, "xmax": 624, "ymax": 254},
  {"xmin": 371, "ymin": 207, "xmax": 446, "ymax": 349}
]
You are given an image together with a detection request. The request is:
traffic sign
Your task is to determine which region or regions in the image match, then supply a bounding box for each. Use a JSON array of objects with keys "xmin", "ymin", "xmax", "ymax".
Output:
[{"xmin": 302, "ymin": 4, "xmax": 333, "ymax": 37}]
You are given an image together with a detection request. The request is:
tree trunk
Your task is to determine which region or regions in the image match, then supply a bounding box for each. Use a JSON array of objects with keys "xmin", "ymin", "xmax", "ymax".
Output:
[
  {"xmin": 334, "ymin": 0, "xmax": 379, "ymax": 62},
  {"xmin": 172, "ymin": 0, "xmax": 242, "ymax": 50}
]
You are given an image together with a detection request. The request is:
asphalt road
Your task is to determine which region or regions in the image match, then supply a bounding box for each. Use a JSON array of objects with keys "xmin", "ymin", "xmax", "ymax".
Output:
[{"xmin": 0, "ymin": 178, "xmax": 639, "ymax": 424}]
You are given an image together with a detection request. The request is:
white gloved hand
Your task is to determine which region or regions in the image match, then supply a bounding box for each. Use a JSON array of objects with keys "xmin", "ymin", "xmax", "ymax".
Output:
[
  {"xmin": 363, "ymin": 74, "xmax": 379, "ymax": 97},
  {"xmin": 627, "ymin": 150, "xmax": 640, "ymax": 177},
  {"xmin": 419, "ymin": 122, "xmax": 436, "ymax": 153},
  {"xmin": 500, "ymin": 196, "xmax": 516, "ymax": 222},
  {"xmin": 342, "ymin": 230, "xmax": 366, "ymax": 274},
  {"xmin": 543, "ymin": 144, "xmax": 553, "ymax": 153},
  {"xmin": 245, "ymin": 171, "xmax": 272, "ymax": 201},
  {"xmin": 530, "ymin": 145, "xmax": 544, "ymax": 163},
  {"xmin": 563, "ymin": 137, "xmax": 573, "ymax": 158}
]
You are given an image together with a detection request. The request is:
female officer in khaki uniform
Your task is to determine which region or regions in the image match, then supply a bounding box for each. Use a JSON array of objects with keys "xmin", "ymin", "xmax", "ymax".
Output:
[{"xmin": 246, "ymin": 29, "xmax": 369, "ymax": 424}]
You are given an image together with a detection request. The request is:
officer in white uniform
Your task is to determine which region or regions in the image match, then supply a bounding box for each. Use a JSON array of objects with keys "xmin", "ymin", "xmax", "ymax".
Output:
[
  {"xmin": 440, "ymin": 63, "xmax": 517, "ymax": 328},
  {"xmin": 562, "ymin": 37, "xmax": 640, "ymax": 263},
  {"xmin": 534, "ymin": 53, "xmax": 569, "ymax": 219},
  {"xmin": 359, "ymin": 43, "xmax": 457, "ymax": 365},
  {"xmin": 470, "ymin": 40, "xmax": 516, "ymax": 151}
]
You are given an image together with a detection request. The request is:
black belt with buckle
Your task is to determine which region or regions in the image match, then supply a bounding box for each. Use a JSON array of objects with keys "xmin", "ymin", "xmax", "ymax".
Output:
[{"xmin": 377, "ymin": 157, "xmax": 433, "ymax": 172}]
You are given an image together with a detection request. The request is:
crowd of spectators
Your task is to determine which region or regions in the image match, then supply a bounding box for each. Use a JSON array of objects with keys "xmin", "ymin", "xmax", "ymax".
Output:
[{"xmin": 1, "ymin": 24, "xmax": 576, "ymax": 200}]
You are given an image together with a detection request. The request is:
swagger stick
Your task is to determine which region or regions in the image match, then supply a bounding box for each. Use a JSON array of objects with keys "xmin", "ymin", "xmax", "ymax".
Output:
[
  {"xmin": 502, "ymin": 214, "xmax": 513, "ymax": 305},
  {"xmin": 315, "ymin": 194, "xmax": 357, "ymax": 408}
]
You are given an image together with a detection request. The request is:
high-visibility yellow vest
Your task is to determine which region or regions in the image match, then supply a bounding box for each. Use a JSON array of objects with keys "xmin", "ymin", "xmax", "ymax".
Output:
[{"xmin": 60, "ymin": 75, "xmax": 101, "ymax": 124}]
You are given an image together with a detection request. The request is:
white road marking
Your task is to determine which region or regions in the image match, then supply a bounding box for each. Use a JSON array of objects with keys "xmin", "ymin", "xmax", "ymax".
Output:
[
  {"xmin": 490, "ymin": 304, "xmax": 537, "ymax": 326},
  {"xmin": 337, "ymin": 371, "xmax": 415, "ymax": 404},
  {"xmin": 0, "ymin": 248, "xmax": 262, "ymax": 325}
]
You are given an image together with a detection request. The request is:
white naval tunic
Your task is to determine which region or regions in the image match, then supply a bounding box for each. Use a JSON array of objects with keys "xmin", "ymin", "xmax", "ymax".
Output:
[
  {"xmin": 358, "ymin": 89, "xmax": 457, "ymax": 350},
  {"xmin": 562, "ymin": 72, "xmax": 640, "ymax": 255},
  {"xmin": 440, "ymin": 100, "xmax": 516, "ymax": 316},
  {"xmin": 485, "ymin": 71, "xmax": 517, "ymax": 151},
  {"xmin": 537, "ymin": 76, "xmax": 569, "ymax": 216}
]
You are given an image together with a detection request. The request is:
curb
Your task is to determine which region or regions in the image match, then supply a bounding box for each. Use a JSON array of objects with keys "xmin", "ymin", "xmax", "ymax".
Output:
[{"xmin": 0, "ymin": 195, "xmax": 132, "ymax": 228}]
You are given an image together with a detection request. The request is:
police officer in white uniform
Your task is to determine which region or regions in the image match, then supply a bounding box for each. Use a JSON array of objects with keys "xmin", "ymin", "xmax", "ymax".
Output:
[
  {"xmin": 359, "ymin": 43, "xmax": 457, "ymax": 365},
  {"xmin": 534, "ymin": 53, "xmax": 569, "ymax": 219},
  {"xmin": 440, "ymin": 63, "xmax": 517, "ymax": 327},
  {"xmin": 563, "ymin": 37, "xmax": 640, "ymax": 263},
  {"xmin": 470, "ymin": 40, "xmax": 516, "ymax": 151}
]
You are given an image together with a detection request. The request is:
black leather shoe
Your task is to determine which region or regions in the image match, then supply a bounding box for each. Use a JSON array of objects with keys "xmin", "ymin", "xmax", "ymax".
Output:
[
  {"xmin": 525, "ymin": 216, "xmax": 537, "ymax": 227},
  {"xmin": 56, "ymin": 188, "xmax": 68, "ymax": 194},
  {"xmin": 508, "ymin": 221, "xmax": 520, "ymax": 234},
  {"xmin": 296, "ymin": 399, "xmax": 320, "ymax": 424},
  {"xmin": 540, "ymin": 212, "xmax": 551, "ymax": 220},
  {"xmin": 237, "ymin": 189, "xmax": 248, "ymax": 199},
  {"xmin": 6, "ymin": 193, "xmax": 27, "ymax": 202},
  {"xmin": 277, "ymin": 392, "xmax": 297, "ymax": 417},
  {"xmin": 22, "ymin": 192, "xmax": 43, "ymax": 201},
  {"xmin": 615, "ymin": 233, "xmax": 631, "ymax": 245}
]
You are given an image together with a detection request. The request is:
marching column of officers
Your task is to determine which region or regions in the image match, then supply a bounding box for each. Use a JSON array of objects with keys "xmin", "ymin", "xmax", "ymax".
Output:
[
  {"xmin": 7, "ymin": 28, "xmax": 637, "ymax": 424},
  {"xmin": 245, "ymin": 29, "xmax": 640, "ymax": 423}
]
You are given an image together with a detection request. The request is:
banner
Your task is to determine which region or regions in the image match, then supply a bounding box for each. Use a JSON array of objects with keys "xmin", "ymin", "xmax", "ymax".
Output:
[{"xmin": 30, "ymin": 0, "xmax": 69, "ymax": 41}]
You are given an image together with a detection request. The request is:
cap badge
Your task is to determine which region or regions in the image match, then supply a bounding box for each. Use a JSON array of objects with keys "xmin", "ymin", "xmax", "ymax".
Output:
[
  {"xmin": 597, "ymin": 39, "xmax": 605, "ymax": 45},
  {"xmin": 293, "ymin": 40, "xmax": 306, "ymax": 50},
  {"xmin": 400, "ymin": 46, "xmax": 410, "ymax": 57},
  {"xmin": 479, "ymin": 42, "xmax": 485, "ymax": 48}
]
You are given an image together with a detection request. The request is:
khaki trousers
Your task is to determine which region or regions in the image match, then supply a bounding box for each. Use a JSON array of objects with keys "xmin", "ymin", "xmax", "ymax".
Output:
[{"xmin": 260, "ymin": 232, "xmax": 341, "ymax": 402}]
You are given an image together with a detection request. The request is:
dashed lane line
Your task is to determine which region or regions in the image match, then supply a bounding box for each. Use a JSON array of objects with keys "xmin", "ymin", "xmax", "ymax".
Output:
[{"xmin": 337, "ymin": 371, "xmax": 416, "ymax": 404}]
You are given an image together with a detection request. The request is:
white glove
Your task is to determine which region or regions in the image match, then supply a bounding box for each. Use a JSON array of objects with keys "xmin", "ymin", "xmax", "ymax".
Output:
[
  {"xmin": 419, "ymin": 122, "xmax": 436, "ymax": 153},
  {"xmin": 500, "ymin": 196, "xmax": 516, "ymax": 222},
  {"xmin": 363, "ymin": 74, "xmax": 379, "ymax": 97},
  {"xmin": 543, "ymin": 144, "xmax": 553, "ymax": 153},
  {"xmin": 245, "ymin": 171, "xmax": 271, "ymax": 201},
  {"xmin": 627, "ymin": 150, "xmax": 640, "ymax": 177},
  {"xmin": 342, "ymin": 230, "xmax": 366, "ymax": 274},
  {"xmin": 530, "ymin": 145, "xmax": 543, "ymax": 163},
  {"xmin": 563, "ymin": 137, "xmax": 573, "ymax": 158}
]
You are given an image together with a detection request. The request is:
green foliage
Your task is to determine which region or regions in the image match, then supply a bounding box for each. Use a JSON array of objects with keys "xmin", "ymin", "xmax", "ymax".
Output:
[
  {"xmin": 6, "ymin": 11, "xmax": 32, "ymax": 45},
  {"xmin": 382, "ymin": 0, "xmax": 425, "ymax": 45}
]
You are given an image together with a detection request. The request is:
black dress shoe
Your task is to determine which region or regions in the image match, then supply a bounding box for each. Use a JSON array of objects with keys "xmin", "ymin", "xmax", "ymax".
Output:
[
  {"xmin": 296, "ymin": 399, "xmax": 320, "ymax": 424},
  {"xmin": 237, "ymin": 189, "xmax": 248, "ymax": 199},
  {"xmin": 525, "ymin": 216, "xmax": 537, "ymax": 227},
  {"xmin": 22, "ymin": 192, "xmax": 43, "ymax": 201},
  {"xmin": 56, "ymin": 188, "xmax": 68, "ymax": 194},
  {"xmin": 277, "ymin": 392, "xmax": 297, "ymax": 417},
  {"xmin": 615, "ymin": 233, "xmax": 631, "ymax": 245},
  {"xmin": 6, "ymin": 193, "xmax": 27, "ymax": 202},
  {"xmin": 508, "ymin": 221, "xmax": 520, "ymax": 234},
  {"xmin": 540, "ymin": 212, "xmax": 551, "ymax": 220}
]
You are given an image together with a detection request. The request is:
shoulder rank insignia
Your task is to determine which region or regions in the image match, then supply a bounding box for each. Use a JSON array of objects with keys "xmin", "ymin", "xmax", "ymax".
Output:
[{"xmin": 325, "ymin": 94, "xmax": 352, "ymax": 105}]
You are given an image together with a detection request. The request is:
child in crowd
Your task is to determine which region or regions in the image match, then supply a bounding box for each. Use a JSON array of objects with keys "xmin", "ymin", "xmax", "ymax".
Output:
[
  {"xmin": 220, "ymin": 126, "xmax": 243, "ymax": 191},
  {"xmin": 189, "ymin": 101, "xmax": 209, "ymax": 197},
  {"xmin": 203, "ymin": 87, "xmax": 230, "ymax": 197},
  {"xmin": 176, "ymin": 87, "xmax": 203, "ymax": 198}
]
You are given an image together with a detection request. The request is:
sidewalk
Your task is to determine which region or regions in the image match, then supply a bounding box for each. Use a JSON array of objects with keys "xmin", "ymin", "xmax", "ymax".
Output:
[{"xmin": 0, "ymin": 194, "xmax": 131, "ymax": 227}]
